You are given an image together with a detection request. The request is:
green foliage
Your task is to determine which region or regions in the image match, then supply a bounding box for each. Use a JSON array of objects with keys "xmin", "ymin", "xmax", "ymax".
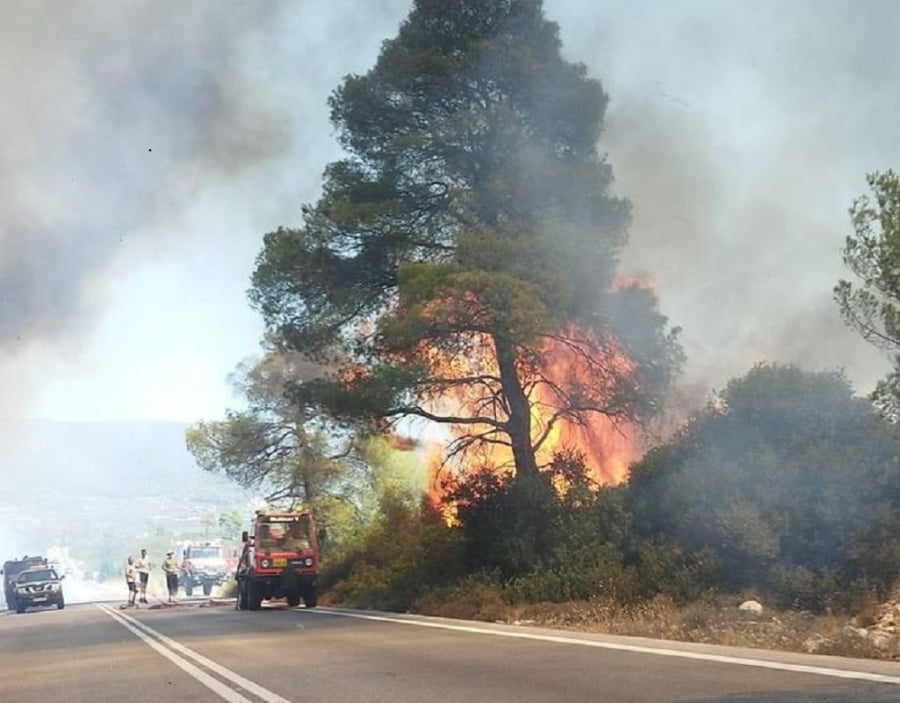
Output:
[
  {"xmin": 322, "ymin": 491, "xmax": 464, "ymax": 611},
  {"xmin": 186, "ymin": 350, "xmax": 346, "ymax": 503},
  {"xmin": 322, "ymin": 449, "xmax": 644, "ymax": 609},
  {"xmin": 627, "ymin": 364, "xmax": 900, "ymax": 608},
  {"xmin": 444, "ymin": 450, "xmax": 639, "ymax": 602},
  {"xmin": 632, "ymin": 542, "xmax": 720, "ymax": 604},
  {"xmin": 186, "ymin": 353, "xmax": 442, "ymax": 561},
  {"xmin": 835, "ymin": 170, "xmax": 900, "ymax": 417},
  {"xmin": 413, "ymin": 574, "xmax": 510, "ymax": 622},
  {"xmin": 504, "ymin": 544, "xmax": 640, "ymax": 604},
  {"xmin": 451, "ymin": 467, "xmax": 558, "ymax": 577}
]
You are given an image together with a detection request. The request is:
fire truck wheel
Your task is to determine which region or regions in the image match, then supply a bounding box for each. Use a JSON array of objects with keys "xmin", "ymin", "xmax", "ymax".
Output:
[
  {"xmin": 286, "ymin": 592, "xmax": 300, "ymax": 607},
  {"xmin": 184, "ymin": 584, "xmax": 194, "ymax": 597},
  {"xmin": 203, "ymin": 582, "xmax": 213, "ymax": 597},
  {"xmin": 303, "ymin": 588, "xmax": 317, "ymax": 609},
  {"xmin": 248, "ymin": 580, "xmax": 263, "ymax": 611}
]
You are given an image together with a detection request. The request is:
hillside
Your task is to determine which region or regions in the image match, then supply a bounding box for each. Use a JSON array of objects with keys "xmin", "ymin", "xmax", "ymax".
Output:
[{"xmin": 0, "ymin": 419, "xmax": 253, "ymax": 565}]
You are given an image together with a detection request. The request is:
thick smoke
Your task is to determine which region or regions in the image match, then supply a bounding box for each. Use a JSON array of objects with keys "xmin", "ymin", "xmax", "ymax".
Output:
[
  {"xmin": 0, "ymin": 1, "xmax": 292, "ymax": 348},
  {"xmin": 0, "ymin": 0, "xmax": 411, "ymax": 415},
  {"xmin": 3, "ymin": 0, "xmax": 897, "ymax": 418},
  {"xmin": 549, "ymin": 0, "xmax": 900, "ymax": 395}
]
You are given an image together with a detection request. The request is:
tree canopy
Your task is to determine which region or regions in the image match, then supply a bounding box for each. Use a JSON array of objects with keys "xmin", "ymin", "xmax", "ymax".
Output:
[
  {"xmin": 835, "ymin": 170, "xmax": 900, "ymax": 418},
  {"xmin": 251, "ymin": 0, "xmax": 681, "ymax": 485}
]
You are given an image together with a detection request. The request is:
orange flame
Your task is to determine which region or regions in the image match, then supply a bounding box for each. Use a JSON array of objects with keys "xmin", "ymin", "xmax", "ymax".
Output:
[
  {"xmin": 421, "ymin": 326, "xmax": 642, "ymax": 515},
  {"xmin": 613, "ymin": 273, "xmax": 657, "ymax": 292}
]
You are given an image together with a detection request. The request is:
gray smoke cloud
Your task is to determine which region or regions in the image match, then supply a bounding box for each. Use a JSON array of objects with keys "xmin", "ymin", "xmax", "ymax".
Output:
[
  {"xmin": 2, "ymin": 0, "xmax": 896, "ymax": 419},
  {"xmin": 0, "ymin": 1, "xmax": 294, "ymax": 347},
  {"xmin": 549, "ymin": 0, "xmax": 899, "ymax": 395},
  {"xmin": 0, "ymin": 0, "xmax": 412, "ymax": 416}
]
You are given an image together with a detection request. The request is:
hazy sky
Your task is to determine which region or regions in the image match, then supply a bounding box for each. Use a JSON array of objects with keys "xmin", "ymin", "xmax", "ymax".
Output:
[{"xmin": 1, "ymin": 0, "xmax": 897, "ymax": 422}]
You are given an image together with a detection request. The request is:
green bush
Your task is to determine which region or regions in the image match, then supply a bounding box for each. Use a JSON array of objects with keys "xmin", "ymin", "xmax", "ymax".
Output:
[
  {"xmin": 505, "ymin": 556, "xmax": 642, "ymax": 605},
  {"xmin": 321, "ymin": 489, "xmax": 465, "ymax": 611},
  {"xmin": 634, "ymin": 542, "xmax": 721, "ymax": 603}
]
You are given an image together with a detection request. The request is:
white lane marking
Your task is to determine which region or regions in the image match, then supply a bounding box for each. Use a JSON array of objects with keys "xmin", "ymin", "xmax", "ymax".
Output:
[
  {"xmin": 97, "ymin": 604, "xmax": 293, "ymax": 703},
  {"xmin": 310, "ymin": 608, "xmax": 900, "ymax": 686},
  {"xmin": 97, "ymin": 605, "xmax": 252, "ymax": 703}
]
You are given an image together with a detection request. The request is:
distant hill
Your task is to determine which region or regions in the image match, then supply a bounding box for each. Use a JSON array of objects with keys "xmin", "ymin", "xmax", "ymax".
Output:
[
  {"xmin": 0, "ymin": 419, "xmax": 245, "ymax": 497},
  {"xmin": 0, "ymin": 419, "xmax": 253, "ymax": 559}
]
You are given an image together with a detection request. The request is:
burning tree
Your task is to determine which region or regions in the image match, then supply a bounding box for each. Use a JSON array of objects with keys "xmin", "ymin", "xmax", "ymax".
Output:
[{"xmin": 251, "ymin": 0, "xmax": 682, "ymax": 488}]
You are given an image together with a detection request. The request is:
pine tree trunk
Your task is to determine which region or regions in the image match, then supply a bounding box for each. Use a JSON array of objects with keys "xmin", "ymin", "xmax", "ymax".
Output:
[{"xmin": 494, "ymin": 333, "xmax": 540, "ymax": 482}]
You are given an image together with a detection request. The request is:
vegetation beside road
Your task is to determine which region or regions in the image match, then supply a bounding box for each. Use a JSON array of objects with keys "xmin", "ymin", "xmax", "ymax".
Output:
[{"xmin": 183, "ymin": 1, "xmax": 900, "ymax": 662}]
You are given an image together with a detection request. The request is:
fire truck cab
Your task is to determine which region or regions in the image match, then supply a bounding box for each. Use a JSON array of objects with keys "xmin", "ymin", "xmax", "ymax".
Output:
[
  {"xmin": 236, "ymin": 509, "xmax": 319, "ymax": 611},
  {"xmin": 178, "ymin": 541, "xmax": 230, "ymax": 597}
]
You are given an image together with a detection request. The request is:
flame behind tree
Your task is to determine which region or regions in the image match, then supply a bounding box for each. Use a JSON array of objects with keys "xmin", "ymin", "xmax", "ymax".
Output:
[
  {"xmin": 251, "ymin": 0, "xmax": 682, "ymax": 487},
  {"xmin": 421, "ymin": 324, "xmax": 644, "ymax": 475}
]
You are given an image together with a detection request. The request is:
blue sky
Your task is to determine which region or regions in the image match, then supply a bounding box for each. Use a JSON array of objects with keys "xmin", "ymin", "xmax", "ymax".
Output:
[{"xmin": 1, "ymin": 0, "xmax": 897, "ymax": 422}]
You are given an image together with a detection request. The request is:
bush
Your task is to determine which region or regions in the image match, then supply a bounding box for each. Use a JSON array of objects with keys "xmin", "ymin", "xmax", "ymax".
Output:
[
  {"xmin": 321, "ymin": 490, "xmax": 465, "ymax": 611},
  {"xmin": 413, "ymin": 575, "xmax": 509, "ymax": 621},
  {"xmin": 506, "ymin": 546, "xmax": 641, "ymax": 605},
  {"xmin": 634, "ymin": 542, "xmax": 721, "ymax": 603}
]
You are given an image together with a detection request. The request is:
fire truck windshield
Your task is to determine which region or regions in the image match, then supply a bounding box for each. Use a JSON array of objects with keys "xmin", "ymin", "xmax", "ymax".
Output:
[
  {"xmin": 258, "ymin": 517, "xmax": 312, "ymax": 552},
  {"xmin": 189, "ymin": 547, "xmax": 221, "ymax": 559}
]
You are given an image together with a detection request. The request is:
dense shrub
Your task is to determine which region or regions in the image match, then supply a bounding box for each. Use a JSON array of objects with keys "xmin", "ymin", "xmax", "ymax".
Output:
[
  {"xmin": 627, "ymin": 365, "xmax": 900, "ymax": 610},
  {"xmin": 321, "ymin": 490, "xmax": 464, "ymax": 610},
  {"xmin": 632, "ymin": 542, "xmax": 721, "ymax": 603}
]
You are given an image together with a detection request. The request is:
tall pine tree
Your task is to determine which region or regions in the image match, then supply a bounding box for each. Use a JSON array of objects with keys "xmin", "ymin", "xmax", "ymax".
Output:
[{"xmin": 251, "ymin": 0, "xmax": 681, "ymax": 484}]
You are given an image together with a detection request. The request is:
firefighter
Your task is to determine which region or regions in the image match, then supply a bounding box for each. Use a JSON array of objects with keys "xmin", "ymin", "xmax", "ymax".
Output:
[
  {"xmin": 136, "ymin": 549, "xmax": 151, "ymax": 604},
  {"xmin": 162, "ymin": 551, "xmax": 179, "ymax": 604},
  {"xmin": 125, "ymin": 557, "xmax": 138, "ymax": 607}
]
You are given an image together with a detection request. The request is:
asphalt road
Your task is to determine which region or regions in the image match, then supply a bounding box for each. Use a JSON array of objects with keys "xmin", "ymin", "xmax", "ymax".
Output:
[{"xmin": 2, "ymin": 601, "xmax": 900, "ymax": 703}]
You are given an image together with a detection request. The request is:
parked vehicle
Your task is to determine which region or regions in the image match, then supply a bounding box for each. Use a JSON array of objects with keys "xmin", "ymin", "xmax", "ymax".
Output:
[
  {"xmin": 236, "ymin": 509, "xmax": 319, "ymax": 611},
  {"xmin": 179, "ymin": 541, "xmax": 230, "ymax": 597},
  {"xmin": 2, "ymin": 556, "xmax": 47, "ymax": 610},
  {"xmin": 13, "ymin": 566, "xmax": 64, "ymax": 614}
]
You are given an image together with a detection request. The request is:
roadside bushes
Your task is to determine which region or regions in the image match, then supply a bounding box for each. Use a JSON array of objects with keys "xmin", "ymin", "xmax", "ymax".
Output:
[
  {"xmin": 322, "ymin": 366, "xmax": 900, "ymax": 616},
  {"xmin": 626, "ymin": 365, "xmax": 900, "ymax": 611},
  {"xmin": 320, "ymin": 490, "xmax": 464, "ymax": 610}
]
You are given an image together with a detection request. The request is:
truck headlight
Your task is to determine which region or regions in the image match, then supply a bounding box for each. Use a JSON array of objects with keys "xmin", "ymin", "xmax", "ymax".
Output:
[{"xmin": 261, "ymin": 559, "xmax": 270, "ymax": 568}]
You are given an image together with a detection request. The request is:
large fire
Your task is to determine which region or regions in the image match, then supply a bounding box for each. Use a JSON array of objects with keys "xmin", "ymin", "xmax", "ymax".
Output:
[{"xmin": 419, "ymin": 325, "xmax": 642, "ymax": 512}]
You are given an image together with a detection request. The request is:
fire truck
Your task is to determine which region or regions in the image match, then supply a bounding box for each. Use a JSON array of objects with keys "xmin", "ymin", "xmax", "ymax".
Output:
[
  {"xmin": 178, "ymin": 541, "xmax": 231, "ymax": 597},
  {"xmin": 2, "ymin": 556, "xmax": 47, "ymax": 610},
  {"xmin": 236, "ymin": 508, "xmax": 319, "ymax": 610}
]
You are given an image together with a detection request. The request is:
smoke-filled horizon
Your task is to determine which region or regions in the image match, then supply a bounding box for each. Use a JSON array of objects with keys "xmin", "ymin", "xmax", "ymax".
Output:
[
  {"xmin": 563, "ymin": 0, "xmax": 899, "ymax": 397},
  {"xmin": 1, "ymin": 0, "xmax": 897, "ymax": 422}
]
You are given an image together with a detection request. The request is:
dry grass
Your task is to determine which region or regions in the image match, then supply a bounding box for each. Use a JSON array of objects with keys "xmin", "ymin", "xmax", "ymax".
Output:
[{"xmin": 412, "ymin": 592, "xmax": 900, "ymax": 661}]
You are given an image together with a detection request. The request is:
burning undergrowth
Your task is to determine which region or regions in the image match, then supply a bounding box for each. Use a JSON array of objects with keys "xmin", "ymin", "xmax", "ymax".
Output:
[{"xmin": 413, "ymin": 280, "xmax": 666, "ymax": 521}]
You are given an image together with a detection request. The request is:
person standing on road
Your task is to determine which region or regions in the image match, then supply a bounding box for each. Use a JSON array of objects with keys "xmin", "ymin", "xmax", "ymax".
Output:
[
  {"xmin": 125, "ymin": 556, "xmax": 138, "ymax": 607},
  {"xmin": 162, "ymin": 551, "xmax": 179, "ymax": 604},
  {"xmin": 136, "ymin": 548, "xmax": 150, "ymax": 604}
]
